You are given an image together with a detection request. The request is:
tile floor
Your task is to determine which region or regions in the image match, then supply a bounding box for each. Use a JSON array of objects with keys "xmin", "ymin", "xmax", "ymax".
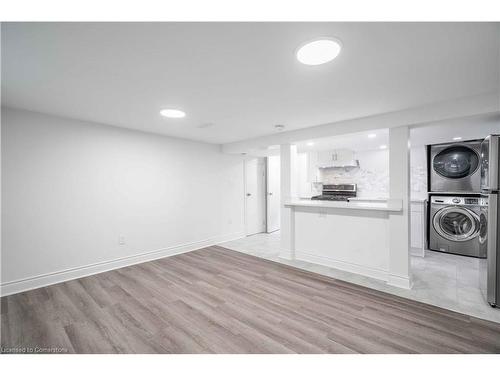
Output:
[{"xmin": 220, "ymin": 231, "xmax": 500, "ymax": 323}]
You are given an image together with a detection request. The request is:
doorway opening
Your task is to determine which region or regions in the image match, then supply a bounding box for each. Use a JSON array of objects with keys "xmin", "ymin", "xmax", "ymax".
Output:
[{"xmin": 244, "ymin": 156, "xmax": 281, "ymax": 236}]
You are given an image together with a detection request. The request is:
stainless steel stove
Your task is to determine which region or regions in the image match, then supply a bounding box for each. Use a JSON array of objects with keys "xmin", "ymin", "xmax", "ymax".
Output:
[{"xmin": 311, "ymin": 184, "xmax": 357, "ymax": 201}]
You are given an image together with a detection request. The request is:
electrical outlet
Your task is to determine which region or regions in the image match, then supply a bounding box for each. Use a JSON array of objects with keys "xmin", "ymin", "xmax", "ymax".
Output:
[{"xmin": 119, "ymin": 235, "xmax": 125, "ymax": 245}]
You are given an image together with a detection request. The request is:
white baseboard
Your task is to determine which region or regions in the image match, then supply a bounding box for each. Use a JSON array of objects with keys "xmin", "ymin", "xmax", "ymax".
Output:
[
  {"xmin": 295, "ymin": 251, "xmax": 388, "ymax": 282},
  {"xmin": 0, "ymin": 231, "xmax": 245, "ymax": 297},
  {"xmin": 278, "ymin": 249, "xmax": 294, "ymax": 260},
  {"xmin": 387, "ymin": 274, "xmax": 412, "ymax": 289}
]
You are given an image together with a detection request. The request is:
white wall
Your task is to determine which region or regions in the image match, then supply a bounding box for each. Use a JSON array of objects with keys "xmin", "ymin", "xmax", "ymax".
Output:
[
  {"xmin": 1, "ymin": 108, "xmax": 245, "ymax": 295},
  {"xmin": 296, "ymin": 153, "xmax": 312, "ymax": 198},
  {"xmin": 388, "ymin": 126, "xmax": 411, "ymax": 289}
]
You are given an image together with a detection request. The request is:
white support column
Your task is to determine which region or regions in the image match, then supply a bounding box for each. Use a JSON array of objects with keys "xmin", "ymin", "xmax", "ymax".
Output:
[
  {"xmin": 388, "ymin": 126, "xmax": 411, "ymax": 289},
  {"xmin": 279, "ymin": 144, "xmax": 297, "ymax": 260}
]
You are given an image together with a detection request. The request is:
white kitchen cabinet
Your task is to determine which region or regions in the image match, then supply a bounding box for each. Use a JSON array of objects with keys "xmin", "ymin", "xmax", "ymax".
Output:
[
  {"xmin": 317, "ymin": 150, "xmax": 332, "ymax": 167},
  {"xmin": 307, "ymin": 151, "xmax": 320, "ymax": 183},
  {"xmin": 316, "ymin": 149, "xmax": 358, "ymax": 168},
  {"xmin": 297, "ymin": 153, "xmax": 313, "ymax": 197},
  {"xmin": 410, "ymin": 201, "xmax": 425, "ymax": 256}
]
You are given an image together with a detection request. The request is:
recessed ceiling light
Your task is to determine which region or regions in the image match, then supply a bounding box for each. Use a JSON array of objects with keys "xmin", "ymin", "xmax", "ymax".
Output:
[
  {"xmin": 453, "ymin": 137, "xmax": 462, "ymax": 141},
  {"xmin": 379, "ymin": 145, "xmax": 387, "ymax": 150},
  {"xmin": 160, "ymin": 109, "xmax": 186, "ymax": 118},
  {"xmin": 306, "ymin": 141, "xmax": 315, "ymax": 146},
  {"xmin": 368, "ymin": 133, "xmax": 377, "ymax": 138},
  {"xmin": 296, "ymin": 38, "xmax": 342, "ymax": 66}
]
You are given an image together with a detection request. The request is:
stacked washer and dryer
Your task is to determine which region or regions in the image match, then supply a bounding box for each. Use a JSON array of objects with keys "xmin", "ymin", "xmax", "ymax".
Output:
[
  {"xmin": 427, "ymin": 135, "xmax": 500, "ymax": 307},
  {"xmin": 428, "ymin": 139, "xmax": 484, "ymax": 258}
]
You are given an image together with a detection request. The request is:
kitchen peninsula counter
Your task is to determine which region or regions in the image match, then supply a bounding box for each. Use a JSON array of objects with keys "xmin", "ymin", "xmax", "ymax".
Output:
[
  {"xmin": 283, "ymin": 197, "xmax": 405, "ymax": 284},
  {"xmin": 285, "ymin": 198, "xmax": 402, "ymax": 212}
]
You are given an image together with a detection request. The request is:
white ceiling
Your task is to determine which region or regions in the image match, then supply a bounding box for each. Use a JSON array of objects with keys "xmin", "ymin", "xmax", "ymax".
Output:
[{"xmin": 2, "ymin": 22, "xmax": 499, "ymax": 144}]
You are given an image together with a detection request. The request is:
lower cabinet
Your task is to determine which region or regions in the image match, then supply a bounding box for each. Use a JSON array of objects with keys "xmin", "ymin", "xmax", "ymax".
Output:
[{"xmin": 410, "ymin": 201, "xmax": 426, "ymax": 256}]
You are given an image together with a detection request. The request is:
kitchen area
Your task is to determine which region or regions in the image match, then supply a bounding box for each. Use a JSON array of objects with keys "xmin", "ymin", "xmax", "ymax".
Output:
[
  {"xmin": 285, "ymin": 128, "xmax": 407, "ymax": 289},
  {"xmin": 223, "ymin": 112, "xmax": 500, "ymax": 322}
]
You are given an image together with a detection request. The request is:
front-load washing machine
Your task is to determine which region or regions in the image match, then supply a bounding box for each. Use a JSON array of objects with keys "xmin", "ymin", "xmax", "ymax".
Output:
[
  {"xmin": 429, "ymin": 195, "xmax": 484, "ymax": 258},
  {"xmin": 429, "ymin": 140, "xmax": 482, "ymax": 193}
]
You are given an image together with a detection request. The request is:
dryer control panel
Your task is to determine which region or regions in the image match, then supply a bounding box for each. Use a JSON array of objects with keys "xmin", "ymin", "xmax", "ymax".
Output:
[{"xmin": 431, "ymin": 196, "xmax": 479, "ymax": 206}]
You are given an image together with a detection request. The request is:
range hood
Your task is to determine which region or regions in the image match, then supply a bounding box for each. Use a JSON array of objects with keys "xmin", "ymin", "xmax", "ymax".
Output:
[
  {"xmin": 317, "ymin": 149, "xmax": 360, "ymax": 169},
  {"xmin": 328, "ymin": 159, "xmax": 360, "ymax": 169}
]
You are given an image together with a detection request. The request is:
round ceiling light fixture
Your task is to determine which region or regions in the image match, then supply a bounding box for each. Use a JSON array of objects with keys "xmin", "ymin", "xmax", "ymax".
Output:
[
  {"xmin": 160, "ymin": 108, "xmax": 186, "ymax": 118},
  {"xmin": 296, "ymin": 38, "xmax": 342, "ymax": 66}
]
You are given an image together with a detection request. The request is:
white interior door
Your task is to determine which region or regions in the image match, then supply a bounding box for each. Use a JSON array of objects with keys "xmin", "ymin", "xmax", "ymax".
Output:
[
  {"xmin": 266, "ymin": 155, "xmax": 281, "ymax": 233},
  {"xmin": 245, "ymin": 158, "xmax": 266, "ymax": 236}
]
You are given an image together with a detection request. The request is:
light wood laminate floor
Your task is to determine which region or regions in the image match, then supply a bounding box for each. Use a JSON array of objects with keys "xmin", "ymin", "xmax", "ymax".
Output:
[{"xmin": 2, "ymin": 246, "xmax": 500, "ymax": 353}]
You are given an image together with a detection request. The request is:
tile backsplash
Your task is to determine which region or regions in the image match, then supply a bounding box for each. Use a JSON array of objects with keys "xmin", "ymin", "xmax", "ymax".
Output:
[
  {"xmin": 318, "ymin": 149, "xmax": 389, "ymax": 198},
  {"xmin": 319, "ymin": 167, "xmax": 389, "ymax": 198},
  {"xmin": 304, "ymin": 147, "xmax": 428, "ymax": 199}
]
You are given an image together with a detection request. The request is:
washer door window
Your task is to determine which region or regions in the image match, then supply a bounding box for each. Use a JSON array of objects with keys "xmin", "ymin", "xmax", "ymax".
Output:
[
  {"xmin": 433, "ymin": 145, "xmax": 479, "ymax": 179},
  {"xmin": 433, "ymin": 206, "xmax": 479, "ymax": 242}
]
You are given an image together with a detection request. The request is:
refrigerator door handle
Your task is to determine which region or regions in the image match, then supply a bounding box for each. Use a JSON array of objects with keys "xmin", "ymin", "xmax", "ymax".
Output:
[
  {"xmin": 482, "ymin": 135, "xmax": 500, "ymax": 192},
  {"xmin": 487, "ymin": 193, "xmax": 499, "ymax": 307}
]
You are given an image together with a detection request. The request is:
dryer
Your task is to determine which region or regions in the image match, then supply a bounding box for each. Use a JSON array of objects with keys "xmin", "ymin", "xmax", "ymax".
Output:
[
  {"xmin": 429, "ymin": 140, "xmax": 482, "ymax": 193},
  {"xmin": 429, "ymin": 195, "xmax": 484, "ymax": 258}
]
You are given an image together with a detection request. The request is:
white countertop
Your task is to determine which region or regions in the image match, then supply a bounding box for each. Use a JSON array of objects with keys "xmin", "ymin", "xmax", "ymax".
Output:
[
  {"xmin": 348, "ymin": 197, "xmax": 427, "ymax": 203},
  {"xmin": 348, "ymin": 197, "xmax": 388, "ymax": 202},
  {"xmin": 285, "ymin": 198, "xmax": 403, "ymax": 212}
]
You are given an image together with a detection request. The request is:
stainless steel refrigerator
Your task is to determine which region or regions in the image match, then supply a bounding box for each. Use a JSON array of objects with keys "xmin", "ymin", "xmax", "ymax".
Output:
[{"xmin": 480, "ymin": 134, "xmax": 500, "ymax": 307}]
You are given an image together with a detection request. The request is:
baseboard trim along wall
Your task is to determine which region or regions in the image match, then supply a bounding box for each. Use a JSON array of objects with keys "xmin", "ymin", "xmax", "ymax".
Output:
[
  {"xmin": 387, "ymin": 274, "xmax": 412, "ymax": 289},
  {"xmin": 295, "ymin": 251, "xmax": 389, "ymax": 282},
  {"xmin": 297, "ymin": 252, "xmax": 412, "ymax": 289},
  {"xmin": 0, "ymin": 231, "xmax": 245, "ymax": 297}
]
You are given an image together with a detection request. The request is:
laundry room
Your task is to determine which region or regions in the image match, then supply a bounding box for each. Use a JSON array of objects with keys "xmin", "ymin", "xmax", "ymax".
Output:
[{"xmin": 408, "ymin": 113, "xmax": 500, "ymax": 319}]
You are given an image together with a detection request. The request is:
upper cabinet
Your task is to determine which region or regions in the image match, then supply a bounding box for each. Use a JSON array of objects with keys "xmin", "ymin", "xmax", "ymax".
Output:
[
  {"xmin": 304, "ymin": 148, "xmax": 360, "ymax": 184},
  {"xmin": 317, "ymin": 150, "xmax": 332, "ymax": 167},
  {"xmin": 316, "ymin": 149, "xmax": 359, "ymax": 169},
  {"xmin": 307, "ymin": 151, "xmax": 320, "ymax": 182}
]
